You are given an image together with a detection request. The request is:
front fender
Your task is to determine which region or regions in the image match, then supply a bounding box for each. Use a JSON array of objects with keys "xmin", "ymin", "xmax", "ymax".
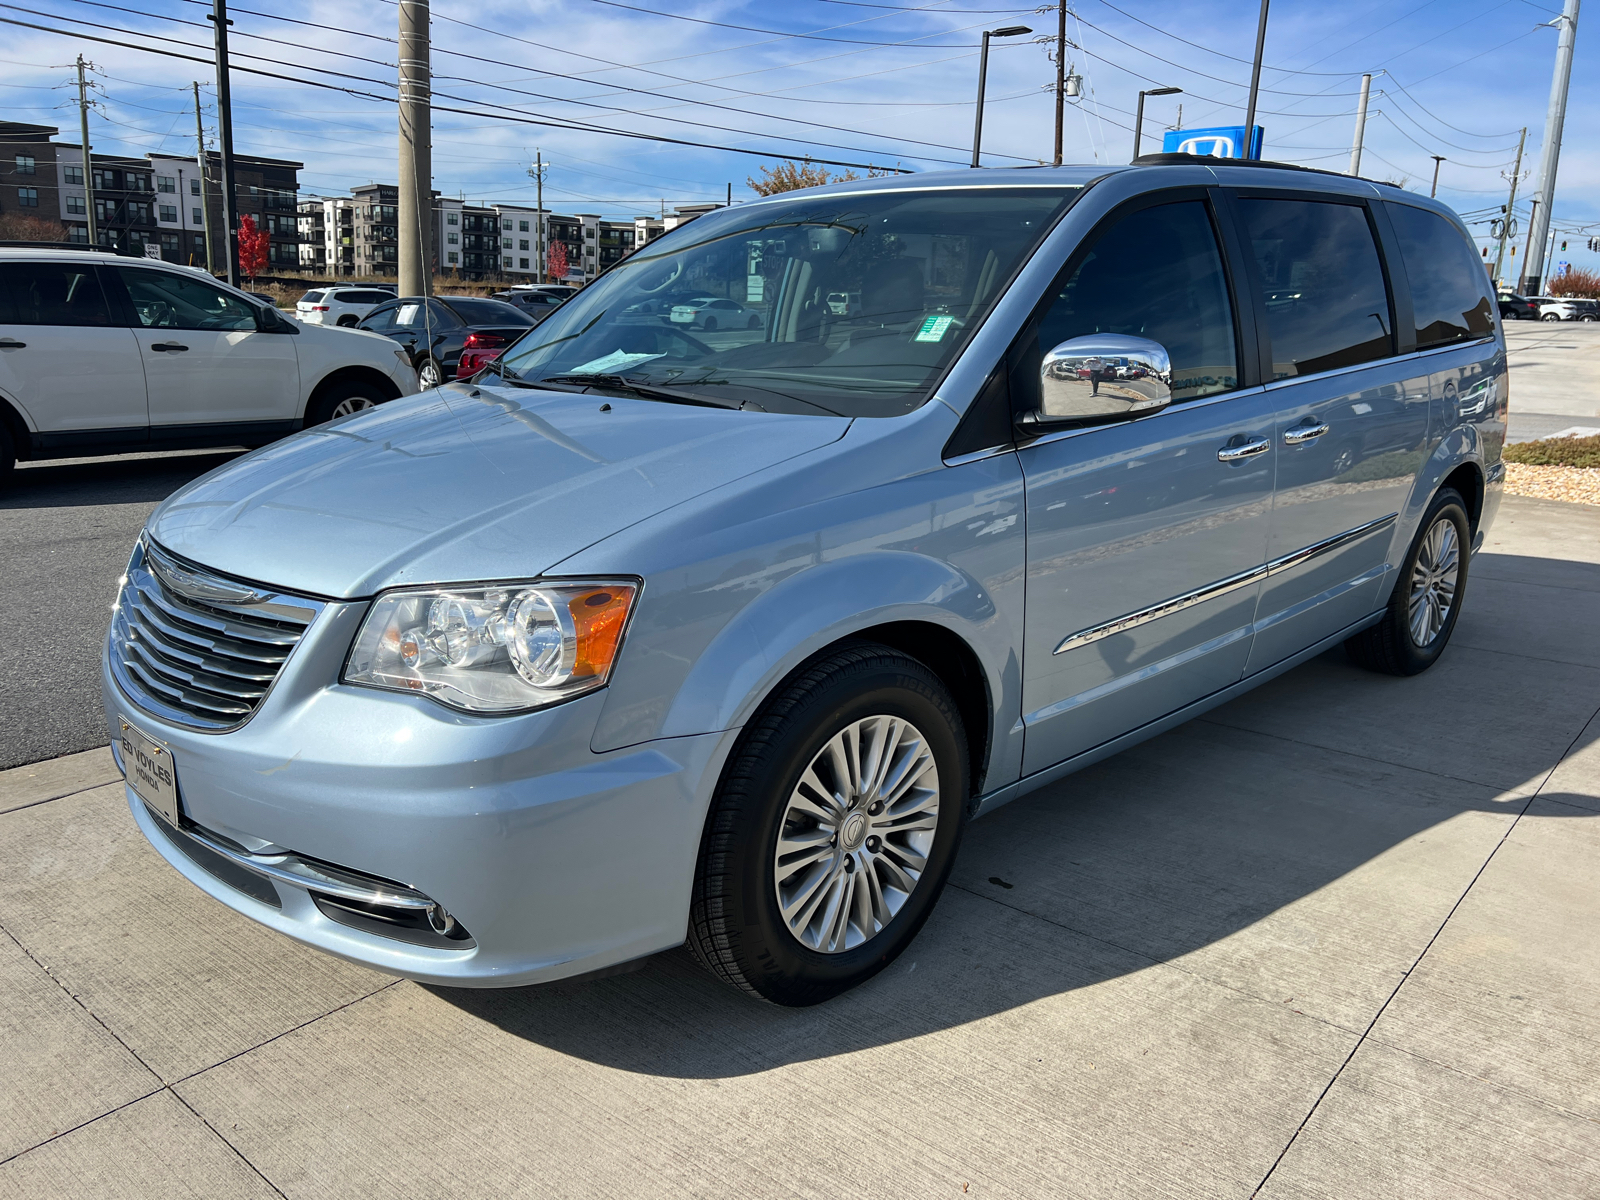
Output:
[{"xmin": 659, "ymin": 550, "xmax": 1000, "ymax": 740}]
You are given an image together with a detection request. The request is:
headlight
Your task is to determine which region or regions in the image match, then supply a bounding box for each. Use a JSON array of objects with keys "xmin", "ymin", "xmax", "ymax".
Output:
[{"xmin": 343, "ymin": 580, "xmax": 638, "ymax": 714}]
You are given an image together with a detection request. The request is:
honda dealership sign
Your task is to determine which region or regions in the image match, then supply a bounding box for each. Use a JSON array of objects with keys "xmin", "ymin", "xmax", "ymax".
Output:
[{"xmin": 1162, "ymin": 125, "xmax": 1264, "ymax": 160}]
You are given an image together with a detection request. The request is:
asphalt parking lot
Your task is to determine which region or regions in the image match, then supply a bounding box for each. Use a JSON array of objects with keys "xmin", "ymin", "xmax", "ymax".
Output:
[{"xmin": 1, "ymin": 493, "xmax": 1597, "ymax": 1197}]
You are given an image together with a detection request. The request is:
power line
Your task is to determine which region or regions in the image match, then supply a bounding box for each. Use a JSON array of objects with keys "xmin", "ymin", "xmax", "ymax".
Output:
[{"xmin": 581, "ymin": 0, "xmax": 985, "ymax": 47}]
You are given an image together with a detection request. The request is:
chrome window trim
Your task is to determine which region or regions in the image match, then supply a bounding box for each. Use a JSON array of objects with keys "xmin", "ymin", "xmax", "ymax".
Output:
[
  {"xmin": 1017, "ymin": 384, "xmax": 1270, "ymax": 452},
  {"xmin": 1053, "ymin": 511, "xmax": 1398, "ymax": 655},
  {"xmin": 1261, "ymin": 337, "xmax": 1498, "ymax": 395}
]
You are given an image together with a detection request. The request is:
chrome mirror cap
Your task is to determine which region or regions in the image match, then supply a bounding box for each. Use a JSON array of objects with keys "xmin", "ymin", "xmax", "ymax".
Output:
[{"xmin": 1034, "ymin": 335, "xmax": 1173, "ymax": 423}]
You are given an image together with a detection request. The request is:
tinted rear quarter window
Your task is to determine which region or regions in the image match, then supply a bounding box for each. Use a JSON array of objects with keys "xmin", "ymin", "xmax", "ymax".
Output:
[
  {"xmin": 1386, "ymin": 203, "xmax": 1495, "ymax": 347},
  {"xmin": 1240, "ymin": 198, "xmax": 1392, "ymax": 378},
  {"xmin": 0, "ymin": 261, "xmax": 113, "ymax": 326},
  {"xmin": 300, "ymin": 290, "xmax": 325, "ymax": 304}
]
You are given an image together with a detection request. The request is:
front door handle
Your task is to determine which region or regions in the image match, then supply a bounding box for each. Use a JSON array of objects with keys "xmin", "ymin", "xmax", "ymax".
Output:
[
  {"xmin": 150, "ymin": 342, "xmax": 190, "ymax": 352},
  {"xmin": 0, "ymin": 337, "xmax": 25, "ymax": 349},
  {"xmin": 1284, "ymin": 422, "xmax": 1330, "ymax": 445},
  {"xmin": 1218, "ymin": 436, "xmax": 1271, "ymax": 462}
]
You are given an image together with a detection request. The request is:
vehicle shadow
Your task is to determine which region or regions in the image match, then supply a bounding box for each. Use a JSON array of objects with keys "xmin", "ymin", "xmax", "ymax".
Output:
[
  {"xmin": 3, "ymin": 450, "xmax": 246, "ymax": 509},
  {"xmin": 433, "ymin": 549, "xmax": 1600, "ymax": 1078}
]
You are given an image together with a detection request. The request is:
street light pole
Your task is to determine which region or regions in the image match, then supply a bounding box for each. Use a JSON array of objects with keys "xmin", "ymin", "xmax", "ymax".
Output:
[
  {"xmin": 1133, "ymin": 87, "xmax": 1182, "ymax": 161},
  {"xmin": 1430, "ymin": 155, "xmax": 1445, "ymax": 198},
  {"xmin": 971, "ymin": 25, "xmax": 1032, "ymax": 168},
  {"xmin": 1523, "ymin": 0, "xmax": 1581, "ymax": 296},
  {"xmin": 1243, "ymin": 0, "xmax": 1270, "ymax": 160}
]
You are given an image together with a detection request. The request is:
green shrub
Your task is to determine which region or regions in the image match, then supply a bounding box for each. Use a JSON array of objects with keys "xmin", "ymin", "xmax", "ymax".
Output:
[{"xmin": 1503, "ymin": 435, "xmax": 1600, "ymax": 469}]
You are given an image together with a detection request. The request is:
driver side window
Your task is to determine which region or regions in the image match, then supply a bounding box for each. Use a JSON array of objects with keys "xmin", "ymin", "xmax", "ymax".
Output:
[
  {"xmin": 118, "ymin": 268, "xmax": 258, "ymax": 333},
  {"xmin": 1017, "ymin": 200, "xmax": 1239, "ymax": 410}
]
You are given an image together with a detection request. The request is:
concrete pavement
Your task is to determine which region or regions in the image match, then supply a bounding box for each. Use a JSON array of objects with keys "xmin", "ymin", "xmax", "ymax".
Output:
[
  {"xmin": 1, "ymin": 493, "xmax": 1597, "ymax": 1198},
  {"xmin": 1504, "ymin": 320, "xmax": 1600, "ymax": 443}
]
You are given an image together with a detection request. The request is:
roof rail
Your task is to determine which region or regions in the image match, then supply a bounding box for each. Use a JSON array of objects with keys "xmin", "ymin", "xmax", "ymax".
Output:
[
  {"xmin": 1131, "ymin": 153, "xmax": 1404, "ymax": 189},
  {"xmin": 0, "ymin": 239, "xmax": 120, "ymax": 252}
]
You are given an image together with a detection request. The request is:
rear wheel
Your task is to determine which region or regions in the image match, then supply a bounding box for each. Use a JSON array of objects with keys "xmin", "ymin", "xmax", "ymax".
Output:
[
  {"xmin": 417, "ymin": 358, "xmax": 444, "ymax": 389},
  {"xmin": 1345, "ymin": 488, "xmax": 1470, "ymax": 676},
  {"xmin": 1542, "ymin": 312, "xmax": 1562, "ymax": 322},
  {"xmin": 0, "ymin": 421, "xmax": 14, "ymax": 486},
  {"xmin": 688, "ymin": 644, "xmax": 968, "ymax": 1006}
]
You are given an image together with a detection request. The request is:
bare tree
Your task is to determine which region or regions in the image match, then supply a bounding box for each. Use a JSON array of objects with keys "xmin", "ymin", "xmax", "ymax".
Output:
[{"xmin": 0, "ymin": 212, "xmax": 68, "ymax": 242}]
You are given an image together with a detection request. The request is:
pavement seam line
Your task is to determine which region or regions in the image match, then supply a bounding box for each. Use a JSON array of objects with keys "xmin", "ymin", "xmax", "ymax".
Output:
[
  {"xmin": 169, "ymin": 977, "xmax": 406, "ymax": 1088},
  {"xmin": 1245, "ymin": 702, "xmax": 1600, "ymax": 1198},
  {"xmin": 0, "ymin": 1087, "xmax": 167, "ymax": 1169},
  {"xmin": 164, "ymin": 1087, "xmax": 290, "ymax": 1200},
  {"xmin": 0, "ymin": 778, "xmax": 125, "ymax": 818},
  {"xmin": 946, "ymin": 881, "xmax": 1366, "ymax": 1039}
]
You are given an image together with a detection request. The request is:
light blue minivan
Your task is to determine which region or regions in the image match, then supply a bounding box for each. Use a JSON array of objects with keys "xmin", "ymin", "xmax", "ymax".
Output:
[{"xmin": 105, "ymin": 160, "xmax": 1505, "ymax": 1004}]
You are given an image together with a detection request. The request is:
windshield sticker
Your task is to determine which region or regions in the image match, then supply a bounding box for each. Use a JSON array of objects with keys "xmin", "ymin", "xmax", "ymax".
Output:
[
  {"xmin": 914, "ymin": 315, "xmax": 955, "ymax": 343},
  {"xmin": 568, "ymin": 351, "xmax": 668, "ymax": 376}
]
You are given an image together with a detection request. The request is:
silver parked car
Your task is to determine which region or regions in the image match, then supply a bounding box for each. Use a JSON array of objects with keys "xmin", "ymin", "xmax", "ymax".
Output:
[{"xmin": 104, "ymin": 162, "xmax": 1505, "ymax": 1005}]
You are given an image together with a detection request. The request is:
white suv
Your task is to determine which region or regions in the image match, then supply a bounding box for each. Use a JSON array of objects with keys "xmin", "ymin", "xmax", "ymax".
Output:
[
  {"xmin": 295, "ymin": 285, "xmax": 395, "ymax": 327},
  {"xmin": 0, "ymin": 250, "xmax": 418, "ymax": 479}
]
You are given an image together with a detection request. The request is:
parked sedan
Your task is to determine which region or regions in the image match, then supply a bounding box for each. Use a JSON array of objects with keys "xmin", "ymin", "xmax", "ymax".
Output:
[
  {"xmin": 357, "ymin": 296, "xmax": 536, "ymax": 388},
  {"xmin": 1496, "ymin": 293, "xmax": 1539, "ymax": 321},
  {"xmin": 492, "ymin": 290, "xmax": 566, "ymax": 323},
  {"xmin": 297, "ymin": 286, "xmax": 399, "ymax": 327}
]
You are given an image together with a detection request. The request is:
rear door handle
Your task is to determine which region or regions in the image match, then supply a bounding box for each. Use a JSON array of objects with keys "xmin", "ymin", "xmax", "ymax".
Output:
[
  {"xmin": 150, "ymin": 342, "xmax": 189, "ymax": 352},
  {"xmin": 1284, "ymin": 422, "xmax": 1330, "ymax": 445},
  {"xmin": 0, "ymin": 337, "xmax": 25, "ymax": 349},
  {"xmin": 1218, "ymin": 436, "xmax": 1271, "ymax": 462}
]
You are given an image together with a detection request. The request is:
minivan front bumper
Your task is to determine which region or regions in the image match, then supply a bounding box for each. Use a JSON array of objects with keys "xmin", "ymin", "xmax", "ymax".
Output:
[{"xmin": 102, "ymin": 638, "xmax": 736, "ymax": 988}]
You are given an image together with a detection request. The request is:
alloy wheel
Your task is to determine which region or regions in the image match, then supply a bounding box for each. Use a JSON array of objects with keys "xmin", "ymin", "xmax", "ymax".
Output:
[
  {"xmin": 773, "ymin": 715, "xmax": 940, "ymax": 954},
  {"xmin": 419, "ymin": 360, "xmax": 442, "ymax": 388},
  {"xmin": 330, "ymin": 395, "xmax": 377, "ymax": 419},
  {"xmin": 1408, "ymin": 515, "xmax": 1460, "ymax": 647}
]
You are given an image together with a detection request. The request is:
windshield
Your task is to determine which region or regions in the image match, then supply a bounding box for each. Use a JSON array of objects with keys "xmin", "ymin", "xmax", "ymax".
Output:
[{"xmin": 496, "ymin": 187, "xmax": 1078, "ymax": 417}]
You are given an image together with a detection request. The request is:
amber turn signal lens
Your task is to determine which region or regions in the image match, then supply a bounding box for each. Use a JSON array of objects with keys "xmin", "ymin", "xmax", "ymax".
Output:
[{"xmin": 568, "ymin": 586, "xmax": 635, "ymax": 679}]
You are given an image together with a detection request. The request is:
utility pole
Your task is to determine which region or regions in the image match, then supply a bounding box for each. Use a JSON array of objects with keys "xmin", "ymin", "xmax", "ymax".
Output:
[
  {"xmin": 529, "ymin": 149, "xmax": 545, "ymax": 284},
  {"xmin": 1053, "ymin": 0, "xmax": 1067, "ymax": 165},
  {"xmin": 1491, "ymin": 127, "xmax": 1527, "ymax": 290},
  {"xmin": 1518, "ymin": 198, "xmax": 1539, "ymax": 291},
  {"xmin": 1243, "ymin": 0, "xmax": 1270, "ymax": 159},
  {"xmin": 1348, "ymin": 73, "xmax": 1372, "ymax": 176},
  {"xmin": 208, "ymin": 0, "xmax": 239, "ymax": 285},
  {"xmin": 192, "ymin": 82, "xmax": 215, "ymax": 275},
  {"xmin": 1523, "ymin": 0, "xmax": 1580, "ymax": 295},
  {"xmin": 1430, "ymin": 155, "xmax": 1445, "ymax": 197},
  {"xmin": 75, "ymin": 55, "xmax": 97, "ymax": 249},
  {"xmin": 398, "ymin": 0, "xmax": 431, "ymax": 296}
]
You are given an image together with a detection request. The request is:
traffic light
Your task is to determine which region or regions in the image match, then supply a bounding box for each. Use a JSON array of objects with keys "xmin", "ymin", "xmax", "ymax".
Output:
[{"xmin": 1560, "ymin": 240, "xmax": 1567, "ymax": 251}]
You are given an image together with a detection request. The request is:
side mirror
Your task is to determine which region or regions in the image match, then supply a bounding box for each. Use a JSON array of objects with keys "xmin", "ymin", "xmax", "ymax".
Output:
[
  {"xmin": 257, "ymin": 304, "xmax": 299, "ymax": 335},
  {"xmin": 1019, "ymin": 335, "xmax": 1172, "ymax": 429}
]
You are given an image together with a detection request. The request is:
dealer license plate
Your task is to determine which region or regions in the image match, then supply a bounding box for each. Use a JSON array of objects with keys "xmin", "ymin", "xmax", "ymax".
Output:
[{"xmin": 119, "ymin": 717, "xmax": 181, "ymax": 827}]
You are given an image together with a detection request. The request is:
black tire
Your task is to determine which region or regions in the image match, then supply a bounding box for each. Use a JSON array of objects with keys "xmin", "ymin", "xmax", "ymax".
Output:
[
  {"xmin": 747, "ymin": 315, "xmax": 761, "ymax": 330},
  {"xmin": 1345, "ymin": 488, "xmax": 1471, "ymax": 676},
  {"xmin": 1542, "ymin": 312, "xmax": 1561, "ymax": 322},
  {"xmin": 688, "ymin": 643, "xmax": 969, "ymax": 1006},
  {"xmin": 336, "ymin": 314, "xmax": 358, "ymax": 327},
  {"xmin": 0, "ymin": 420, "xmax": 14, "ymax": 486},
  {"xmin": 703, "ymin": 316, "xmax": 718, "ymax": 332},
  {"xmin": 417, "ymin": 357, "xmax": 444, "ymax": 389},
  {"xmin": 306, "ymin": 380, "xmax": 388, "ymax": 425}
]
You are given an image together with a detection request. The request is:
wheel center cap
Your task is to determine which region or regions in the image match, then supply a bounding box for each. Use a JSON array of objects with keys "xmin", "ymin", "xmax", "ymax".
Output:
[{"xmin": 840, "ymin": 811, "xmax": 868, "ymax": 851}]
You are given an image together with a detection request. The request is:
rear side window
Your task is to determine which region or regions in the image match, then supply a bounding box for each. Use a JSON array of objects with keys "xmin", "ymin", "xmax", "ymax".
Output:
[
  {"xmin": 1023, "ymin": 199, "xmax": 1239, "ymax": 406},
  {"xmin": 1386, "ymin": 203, "xmax": 1495, "ymax": 348},
  {"xmin": 300, "ymin": 290, "xmax": 325, "ymax": 304},
  {"xmin": 446, "ymin": 298, "xmax": 535, "ymax": 326},
  {"xmin": 361, "ymin": 304, "xmax": 397, "ymax": 330},
  {"xmin": 1239, "ymin": 199, "xmax": 1392, "ymax": 378},
  {"xmin": 0, "ymin": 262, "xmax": 113, "ymax": 326}
]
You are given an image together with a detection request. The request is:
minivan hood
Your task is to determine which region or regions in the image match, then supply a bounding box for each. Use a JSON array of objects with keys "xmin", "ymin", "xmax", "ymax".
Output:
[{"xmin": 148, "ymin": 385, "xmax": 851, "ymax": 598}]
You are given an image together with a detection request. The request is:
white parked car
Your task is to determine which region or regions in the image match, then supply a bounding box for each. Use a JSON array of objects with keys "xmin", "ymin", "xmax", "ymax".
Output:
[
  {"xmin": 0, "ymin": 249, "xmax": 418, "ymax": 480},
  {"xmin": 295, "ymin": 285, "xmax": 397, "ymax": 327},
  {"xmin": 1529, "ymin": 295, "xmax": 1583, "ymax": 322}
]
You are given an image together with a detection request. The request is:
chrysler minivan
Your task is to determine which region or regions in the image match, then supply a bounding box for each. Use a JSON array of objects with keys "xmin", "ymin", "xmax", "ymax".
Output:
[{"xmin": 105, "ymin": 160, "xmax": 1505, "ymax": 1005}]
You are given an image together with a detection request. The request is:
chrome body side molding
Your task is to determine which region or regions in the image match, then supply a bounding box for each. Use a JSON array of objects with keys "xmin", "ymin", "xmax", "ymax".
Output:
[{"xmin": 1053, "ymin": 512, "xmax": 1398, "ymax": 655}]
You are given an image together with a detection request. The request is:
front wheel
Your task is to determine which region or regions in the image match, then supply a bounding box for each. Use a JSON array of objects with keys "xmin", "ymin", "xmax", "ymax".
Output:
[
  {"xmin": 688, "ymin": 644, "xmax": 969, "ymax": 1006},
  {"xmin": 306, "ymin": 381, "xmax": 387, "ymax": 425},
  {"xmin": 1345, "ymin": 488, "xmax": 1470, "ymax": 676}
]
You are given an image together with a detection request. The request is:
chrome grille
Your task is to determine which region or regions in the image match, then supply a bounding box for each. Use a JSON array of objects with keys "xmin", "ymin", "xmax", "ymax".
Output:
[{"xmin": 109, "ymin": 539, "xmax": 324, "ymax": 731}]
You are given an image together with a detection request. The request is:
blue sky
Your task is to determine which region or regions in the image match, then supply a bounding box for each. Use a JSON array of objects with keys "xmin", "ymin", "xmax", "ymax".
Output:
[{"xmin": 3, "ymin": 0, "xmax": 1595, "ymax": 273}]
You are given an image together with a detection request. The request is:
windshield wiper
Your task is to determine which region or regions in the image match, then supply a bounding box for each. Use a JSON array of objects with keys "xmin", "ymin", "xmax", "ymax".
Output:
[{"xmin": 537, "ymin": 374, "xmax": 739, "ymax": 409}]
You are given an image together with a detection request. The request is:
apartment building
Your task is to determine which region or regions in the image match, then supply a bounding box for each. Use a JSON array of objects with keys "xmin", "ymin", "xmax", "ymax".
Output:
[
  {"xmin": 297, "ymin": 194, "xmax": 357, "ymax": 276},
  {"xmin": 0, "ymin": 122, "xmax": 61, "ymax": 232}
]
